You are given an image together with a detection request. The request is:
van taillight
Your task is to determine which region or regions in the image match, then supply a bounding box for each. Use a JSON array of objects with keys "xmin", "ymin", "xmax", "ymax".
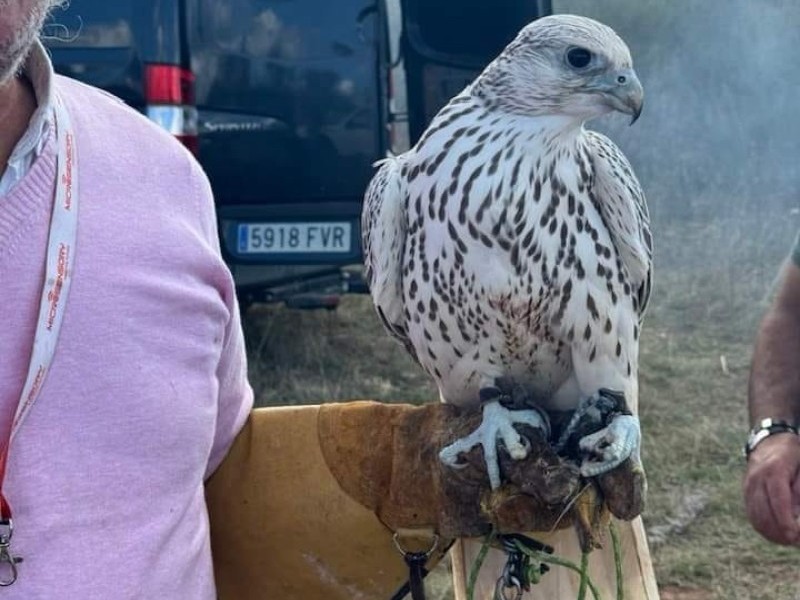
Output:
[{"xmin": 144, "ymin": 64, "xmax": 199, "ymax": 154}]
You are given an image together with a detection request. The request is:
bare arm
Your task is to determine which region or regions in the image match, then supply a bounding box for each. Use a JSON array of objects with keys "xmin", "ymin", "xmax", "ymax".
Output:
[
  {"xmin": 748, "ymin": 261, "xmax": 800, "ymax": 425},
  {"xmin": 744, "ymin": 260, "xmax": 800, "ymax": 545}
]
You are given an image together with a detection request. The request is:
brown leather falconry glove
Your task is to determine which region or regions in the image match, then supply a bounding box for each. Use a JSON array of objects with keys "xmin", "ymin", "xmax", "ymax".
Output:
[{"xmin": 206, "ymin": 401, "xmax": 645, "ymax": 600}]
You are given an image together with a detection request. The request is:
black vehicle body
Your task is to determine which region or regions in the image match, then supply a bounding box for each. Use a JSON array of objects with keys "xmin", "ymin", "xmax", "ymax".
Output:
[{"xmin": 45, "ymin": 0, "xmax": 551, "ymax": 307}]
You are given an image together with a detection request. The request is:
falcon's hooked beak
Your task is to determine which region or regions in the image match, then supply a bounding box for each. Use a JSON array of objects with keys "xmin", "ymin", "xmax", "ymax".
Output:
[{"xmin": 595, "ymin": 68, "xmax": 644, "ymax": 125}]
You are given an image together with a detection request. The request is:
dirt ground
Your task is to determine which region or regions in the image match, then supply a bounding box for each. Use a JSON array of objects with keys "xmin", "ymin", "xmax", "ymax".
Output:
[{"xmin": 659, "ymin": 587, "xmax": 714, "ymax": 600}]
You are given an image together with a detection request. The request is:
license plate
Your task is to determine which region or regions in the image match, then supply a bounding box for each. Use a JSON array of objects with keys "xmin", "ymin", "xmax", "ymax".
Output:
[{"xmin": 237, "ymin": 222, "xmax": 352, "ymax": 254}]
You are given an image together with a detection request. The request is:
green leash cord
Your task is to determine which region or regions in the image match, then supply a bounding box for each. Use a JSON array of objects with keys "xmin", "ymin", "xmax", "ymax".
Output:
[
  {"xmin": 466, "ymin": 524, "xmax": 625, "ymax": 600},
  {"xmin": 610, "ymin": 522, "xmax": 624, "ymax": 600},
  {"xmin": 466, "ymin": 530, "xmax": 496, "ymax": 599},
  {"xmin": 577, "ymin": 550, "xmax": 590, "ymax": 600}
]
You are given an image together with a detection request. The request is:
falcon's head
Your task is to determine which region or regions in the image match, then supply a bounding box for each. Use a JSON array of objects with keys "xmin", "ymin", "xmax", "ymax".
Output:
[{"xmin": 474, "ymin": 14, "xmax": 643, "ymax": 124}]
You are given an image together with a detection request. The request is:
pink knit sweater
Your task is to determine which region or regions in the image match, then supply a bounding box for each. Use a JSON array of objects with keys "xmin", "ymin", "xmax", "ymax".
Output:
[{"xmin": 0, "ymin": 75, "xmax": 253, "ymax": 598}]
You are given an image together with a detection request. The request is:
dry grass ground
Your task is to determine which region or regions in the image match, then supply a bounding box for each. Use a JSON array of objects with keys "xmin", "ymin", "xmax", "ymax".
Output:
[{"xmin": 242, "ymin": 210, "xmax": 800, "ymax": 600}]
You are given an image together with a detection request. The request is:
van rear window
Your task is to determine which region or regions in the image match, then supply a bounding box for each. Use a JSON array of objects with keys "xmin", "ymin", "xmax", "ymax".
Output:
[
  {"xmin": 187, "ymin": 0, "xmax": 380, "ymax": 118},
  {"xmin": 191, "ymin": 0, "xmax": 377, "ymax": 59},
  {"xmin": 46, "ymin": 1, "xmax": 135, "ymax": 48}
]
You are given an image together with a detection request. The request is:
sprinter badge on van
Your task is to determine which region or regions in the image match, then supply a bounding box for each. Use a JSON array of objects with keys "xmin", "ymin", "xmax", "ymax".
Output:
[{"xmin": 237, "ymin": 222, "xmax": 352, "ymax": 254}]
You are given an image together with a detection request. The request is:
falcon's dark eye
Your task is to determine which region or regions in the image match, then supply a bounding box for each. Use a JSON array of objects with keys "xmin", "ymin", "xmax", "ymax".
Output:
[{"xmin": 566, "ymin": 47, "xmax": 593, "ymax": 69}]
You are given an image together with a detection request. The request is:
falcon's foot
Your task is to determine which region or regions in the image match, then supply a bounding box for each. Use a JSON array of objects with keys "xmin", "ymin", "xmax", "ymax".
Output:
[
  {"xmin": 553, "ymin": 389, "xmax": 642, "ymax": 478},
  {"xmin": 439, "ymin": 400, "xmax": 549, "ymax": 490},
  {"xmin": 578, "ymin": 413, "xmax": 642, "ymax": 478}
]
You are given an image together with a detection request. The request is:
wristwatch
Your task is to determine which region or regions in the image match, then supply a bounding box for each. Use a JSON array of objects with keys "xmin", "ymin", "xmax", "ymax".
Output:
[{"xmin": 744, "ymin": 418, "xmax": 799, "ymax": 458}]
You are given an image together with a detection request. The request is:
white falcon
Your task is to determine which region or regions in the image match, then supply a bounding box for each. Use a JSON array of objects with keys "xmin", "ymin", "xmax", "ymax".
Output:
[{"xmin": 362, "ymin": 14, "xmax": 651, "ymax": 489}]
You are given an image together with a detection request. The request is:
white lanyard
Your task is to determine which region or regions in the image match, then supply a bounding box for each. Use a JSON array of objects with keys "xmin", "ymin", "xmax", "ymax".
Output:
[
  {"xmin": 0, "ymin": 93, "xmax": 78, "ymax": 586},
  {"xmin": 11, "ymin": 94, "xmax": 78, "ymax": 442}
]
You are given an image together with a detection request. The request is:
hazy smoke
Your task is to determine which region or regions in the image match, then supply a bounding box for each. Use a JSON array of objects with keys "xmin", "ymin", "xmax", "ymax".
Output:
[{"xmin": 555, "ymin": 0, "xmax": 800, "ymax": 222}]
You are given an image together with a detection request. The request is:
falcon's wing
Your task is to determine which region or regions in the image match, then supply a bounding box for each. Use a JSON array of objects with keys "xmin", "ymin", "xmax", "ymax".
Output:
[
  {"xmin": 361, "ymin": 158, "xmax": 419, "ymax": 362},
  {"xmin": 585, "ymin": 130, "xmax": 653, "ymax": 319}
]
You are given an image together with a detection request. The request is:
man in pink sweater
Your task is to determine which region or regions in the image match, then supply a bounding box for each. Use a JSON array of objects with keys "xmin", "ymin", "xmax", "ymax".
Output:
[{"xmin": 0, "ymin": 1, "xmax": 253, "ymax": 597}]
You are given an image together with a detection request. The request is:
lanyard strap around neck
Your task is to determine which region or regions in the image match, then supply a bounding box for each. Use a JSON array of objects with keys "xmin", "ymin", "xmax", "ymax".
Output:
[{"xmin": 0, "ymin": 94, "xmax": 79, "ymax": 519}]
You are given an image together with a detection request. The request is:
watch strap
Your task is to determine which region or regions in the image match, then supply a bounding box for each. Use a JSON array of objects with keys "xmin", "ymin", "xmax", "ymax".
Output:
[{"xmin": 744, "ymin": 418, "xmax": 799, "ymax": 458}]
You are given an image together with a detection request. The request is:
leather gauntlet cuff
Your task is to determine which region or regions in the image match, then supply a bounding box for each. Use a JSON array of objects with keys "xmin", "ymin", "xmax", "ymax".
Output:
[{"xmin": 207, "ymin": 401, "xmax": 645, "ymax": 600}]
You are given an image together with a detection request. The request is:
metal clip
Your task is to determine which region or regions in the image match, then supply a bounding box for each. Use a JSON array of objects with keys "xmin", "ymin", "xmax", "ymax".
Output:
[
  {"xmin": 392, "ymin": 532, "xmax": 440, "ymax": 560},
  {"xmin": 494, "ymin": 544, "xmax": 527, "ymax": 599},
  {"xmin": 494, "ymin": 576, "xmax": 523, "ymax": 600},
  {"xmin": 0, "ymin": 519, "xmax": 20, "ymax": 587},
  {"xmin": 392, "ymin": 532, "xmax": 440, "ymax": 600},
  {"xmin": 502, "ymin": 537, "xmax": 531, "ymax": 587},
  {"xmin": 493, "ymin": 533, "xmax": 554, "ymax": 599}
]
